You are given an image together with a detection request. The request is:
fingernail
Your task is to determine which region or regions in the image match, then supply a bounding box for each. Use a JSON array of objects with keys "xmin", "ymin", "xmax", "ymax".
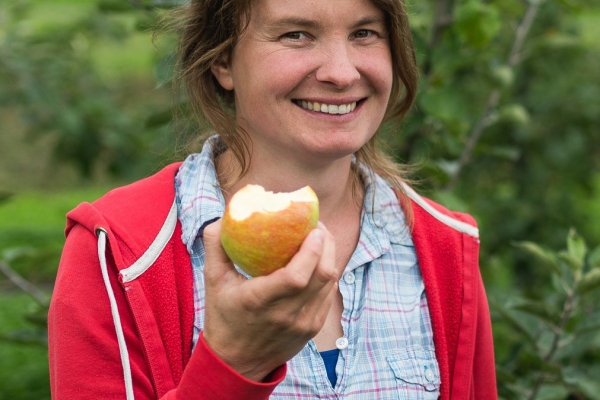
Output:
[
  {"xmin": 317, "ymin": 221, "xmax": 327, "ymax": 230},
  {"xmin": 311, "ymin": 228, "xmax": 324, "ymax": 244}
]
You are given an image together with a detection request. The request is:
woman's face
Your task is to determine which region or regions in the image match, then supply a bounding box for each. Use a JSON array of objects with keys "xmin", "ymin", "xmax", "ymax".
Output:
[{"xmin": 212, "ymin": 0, "xmax": 393, "ymax": 166}]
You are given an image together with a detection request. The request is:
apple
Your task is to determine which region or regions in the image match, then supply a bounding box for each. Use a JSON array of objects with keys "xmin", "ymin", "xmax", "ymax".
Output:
[{"xmin": 220, "ymin": 184, "xmax": 319, "ymax": 277}]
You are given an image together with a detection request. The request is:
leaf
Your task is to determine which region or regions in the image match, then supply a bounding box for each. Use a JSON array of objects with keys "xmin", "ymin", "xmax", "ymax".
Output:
[
  {"xmin": 513, "ymin": 241, "xmax": 562, "ymax": 277},
  {"xmin": 574, "ymin": 312, "xmax": 600, "ymax": 335},
  {"xmin": 489, "ymin": 65, "xmax": 515, "ymax": 88},
  {"xmin": 511, "ymin": 300, "xmax": 559, "ymax": 325},
  {"xmin": 588, "ymin": 245, "xmax": 600, "ymax": 269},
  {"xmin": 435, "ymin": 159, "xmax": 460, "ymax": 179},
  {"xmin": 454, "ymin": 1, "xmax": 501, "ymax": 49},
  {"xmin": 490, "ymin": 299, "xmax": 538, "ymax": 347},
  {"xmin": 419, "ymin": 86, "xmax": 471, "ymax": 125},
  {"xmin": 557, "ymin": 251, "xmax": 583, "ymax": 275},
  {"xmin": 535, "ymin": 384, "xmax": 569, "ymax": 400},
  {"xmin": 562, "ymin": 366, "xmax": 600, "ymax": 398},
  {"xmin": 566, "ymin": 228, "xmax": 586, "ymax": 270},
  {"xmin": 576, "ymin": 268, "xmax": 600, "ymax": 294},
  {"xmin": 498, "ymin": 104, "xmax": 530, "ymax": 127}
]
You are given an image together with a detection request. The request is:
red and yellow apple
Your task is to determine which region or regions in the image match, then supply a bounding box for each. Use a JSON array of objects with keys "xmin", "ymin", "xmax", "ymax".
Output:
[{"xmin": 220, "ymin": 184, "xmax": 319, "ymax": 277}]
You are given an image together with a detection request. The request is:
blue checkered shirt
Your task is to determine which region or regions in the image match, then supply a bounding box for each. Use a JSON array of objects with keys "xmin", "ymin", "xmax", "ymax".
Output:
[{"xmin": 175, "ymin": 136, "xmax": 440, "ymax": 399}]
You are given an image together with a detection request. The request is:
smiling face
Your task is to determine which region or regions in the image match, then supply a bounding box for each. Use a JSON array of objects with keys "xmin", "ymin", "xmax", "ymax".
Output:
[{"xmin": 211, "ymin": 0, "xmax": 393, "ymax": 167}]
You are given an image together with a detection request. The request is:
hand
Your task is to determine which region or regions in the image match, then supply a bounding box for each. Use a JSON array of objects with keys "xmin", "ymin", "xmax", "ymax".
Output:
[{"xmin": 201, "ymin": 219, "xmax": 339, "ymax": 382}]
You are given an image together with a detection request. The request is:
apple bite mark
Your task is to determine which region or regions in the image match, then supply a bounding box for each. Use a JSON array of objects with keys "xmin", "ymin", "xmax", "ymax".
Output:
[{"xmin": 220, "ymin": 185, "xmax": 320, "ymax": 277}]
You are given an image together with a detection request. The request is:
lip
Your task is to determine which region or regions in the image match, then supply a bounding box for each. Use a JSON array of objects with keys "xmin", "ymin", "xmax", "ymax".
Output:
[{"xmin": 295, "ymin": 97, "xmax": 364, "ymax": 105}]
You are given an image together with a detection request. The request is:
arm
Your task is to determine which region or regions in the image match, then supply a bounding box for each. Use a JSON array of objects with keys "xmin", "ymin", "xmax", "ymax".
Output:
[
  {"xmin": 201, "ymin": 219, "xmax": 339, "ymax": 382},
  {"xmin": 49, "ymin": 220, "xmax": 338, "ymax": 399},
  {"xmin": 48, "ymin": 225, "xmax": 286, "ymax": 400}
]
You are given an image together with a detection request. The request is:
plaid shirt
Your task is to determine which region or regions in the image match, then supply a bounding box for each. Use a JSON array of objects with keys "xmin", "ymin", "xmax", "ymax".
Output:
[{"xmin": 175, "ymin": 136, "xmax": 440, "ymax": 399}]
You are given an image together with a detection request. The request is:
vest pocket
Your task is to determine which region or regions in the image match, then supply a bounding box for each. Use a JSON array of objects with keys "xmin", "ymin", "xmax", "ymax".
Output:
[{"xmin": 387, "ymin": 349, "xmax": 441, "ymax": 396}]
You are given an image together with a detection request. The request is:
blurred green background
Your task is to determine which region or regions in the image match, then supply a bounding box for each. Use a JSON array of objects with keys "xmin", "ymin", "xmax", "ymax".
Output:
[{"xmin": 0, "ymin": 0, "xmax": 599, "ymax": 398}]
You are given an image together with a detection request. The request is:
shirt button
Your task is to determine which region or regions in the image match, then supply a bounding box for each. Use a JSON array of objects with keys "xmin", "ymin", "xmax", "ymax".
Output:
[
  {"xmin": 343, "ymin": 272, "xmax": 355, "ymax": 284},
  {"xmin": 425, "ymin": 368, "xmax": 435, "ymax": 382},
  {"xmin": 335, "ymin": 337, "xmax": 349, "ymax": 350}
]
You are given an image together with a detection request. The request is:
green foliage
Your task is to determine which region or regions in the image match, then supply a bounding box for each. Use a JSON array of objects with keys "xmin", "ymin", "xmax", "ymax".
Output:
[
  {"xmin": 0, "ymin": 0, "xmax": 175, "ymax": 180},
  {"xmin": 0, "ymin": 186, "xmax": 106, "ymax": 399},
  {"xmin": 0, "ymin": 292, "xmax": 50, "ymax": 400},
  {"xmin": 397, "ymin": 0, "xmax": 600, "ymax": 292},
  {"xmin": 454, "ymin": 0, "xmax": 501, "ymax": 49},
  {"xmin": 0, "ymin": 0, "xmax": 599, "ymax": 398},
  {"xmin": 495, "ymin": 231, "xmax": 600, "ymax": 399},
  {"xmin": 0, "ymin": 186, "xmax": 111, "ymax": 280}
]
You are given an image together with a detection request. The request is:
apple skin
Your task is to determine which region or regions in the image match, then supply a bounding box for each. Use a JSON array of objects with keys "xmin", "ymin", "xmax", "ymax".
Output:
[{"xmin": 220, "ymin": 191, "xmax": 319, "ymax": 277}]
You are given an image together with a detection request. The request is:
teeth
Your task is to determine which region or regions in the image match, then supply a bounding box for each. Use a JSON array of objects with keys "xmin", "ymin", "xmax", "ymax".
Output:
[{"xmin": 297, "ymin": 100, "xmax": 357, "ymax": 115}]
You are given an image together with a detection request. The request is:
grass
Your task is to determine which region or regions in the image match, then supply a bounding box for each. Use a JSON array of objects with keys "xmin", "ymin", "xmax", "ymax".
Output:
[
  {"xmin": 0, "ymin": 187, "xmax": 113, "ymax": 231},
  {"xmin": 0, "ymin": 186, "xmax": 115, "ymax": 282},
  {"xmin": 0, "ymin": 184, "xmax": 111, "ymax": 399},
  {"xmin": 0, "ymin": 292, "xmax": 50, "ymax": 400}
]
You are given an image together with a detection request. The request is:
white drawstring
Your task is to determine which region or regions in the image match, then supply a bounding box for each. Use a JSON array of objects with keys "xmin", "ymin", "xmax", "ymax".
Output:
[{"xmin": 97, "ymin": 229, "xmax": 135, "ymax": 400}]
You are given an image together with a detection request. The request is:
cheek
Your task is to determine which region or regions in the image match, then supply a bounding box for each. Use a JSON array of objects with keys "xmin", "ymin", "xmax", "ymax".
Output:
[
  {"xmin": 366, "ymin": 49, "xmax": 393, "ymax": 95},
  {"xmin": 238, "ymin": 53, "xmax": 312, "ymax": 100},
  {"xmin": 370, "ymin": 56, "xmax": 394, "ymax": 96}
]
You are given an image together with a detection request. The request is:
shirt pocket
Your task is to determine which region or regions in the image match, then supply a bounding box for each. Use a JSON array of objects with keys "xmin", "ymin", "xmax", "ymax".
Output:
[{"xmin": 386, "ymin": 349, "xmax": 441, "ymax": 398}]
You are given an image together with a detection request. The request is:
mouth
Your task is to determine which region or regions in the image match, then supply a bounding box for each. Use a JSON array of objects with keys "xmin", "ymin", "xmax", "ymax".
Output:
[{"xmin": 293, "ymin": 99, "xmax": 361, "ymax": 115}]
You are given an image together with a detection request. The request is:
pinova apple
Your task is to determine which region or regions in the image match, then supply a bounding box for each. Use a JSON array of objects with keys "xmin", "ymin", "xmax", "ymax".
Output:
[{"xmin": 220, "ymin": 184, "xmax": 319, "ymax": 277}]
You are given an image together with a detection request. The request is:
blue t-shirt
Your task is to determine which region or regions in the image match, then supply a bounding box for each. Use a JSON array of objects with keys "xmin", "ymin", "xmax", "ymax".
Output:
[{"xmin": 320, "ymin": 349, "xmax": 340, "ymax": 387}]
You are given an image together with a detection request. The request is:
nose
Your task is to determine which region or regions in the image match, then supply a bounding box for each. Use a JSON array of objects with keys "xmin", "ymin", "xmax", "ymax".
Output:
[{"xmin": 314, "ymin": 42, "xmax": 360, "ymax": 89}]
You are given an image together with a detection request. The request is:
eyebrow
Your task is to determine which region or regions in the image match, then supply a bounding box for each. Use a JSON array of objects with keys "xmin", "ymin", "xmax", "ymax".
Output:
[
  {"xmin": 265, "ymin": 15, "xmax": 386, "ymax": 31},
  {"xmin": 266, "ymin": 17, "xmax": 320, "ymax": 30}
]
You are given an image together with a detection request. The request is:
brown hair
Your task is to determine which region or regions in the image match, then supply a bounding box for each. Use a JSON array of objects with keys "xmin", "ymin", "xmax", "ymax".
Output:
[{"xmin": 175, "ymin": 0, "xmax": 418, "ymax": 215}]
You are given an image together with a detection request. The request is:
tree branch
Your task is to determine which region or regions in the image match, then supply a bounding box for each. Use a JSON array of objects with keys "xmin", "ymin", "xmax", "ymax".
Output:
[
  {"xmin": 527, "ymin": 289, "xmax": 575, "ymax": 400},
  {"xmin": 423, "ymin": 0, "xmax": 456, "ymax": 76},
  {"xmin": 444, "ymin": 0, "xmax": 543, "ymax": 191},
  {"xmin": 0, "ymin": 261, "xmax": 48, "ymax": 307}
]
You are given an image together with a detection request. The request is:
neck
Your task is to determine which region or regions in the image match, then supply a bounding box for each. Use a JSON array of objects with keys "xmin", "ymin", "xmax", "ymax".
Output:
[{"xmin": 215, "ymin": 149, "xmax": 364, "ymax": 223}]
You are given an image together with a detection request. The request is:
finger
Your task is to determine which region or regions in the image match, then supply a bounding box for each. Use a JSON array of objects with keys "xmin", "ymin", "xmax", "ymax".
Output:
[
  {"xmin": 300, "ymin": 231, "xmax": 340, "ymax": 307},
  {"xmin": 312, "ymin": 225, "xmax": 339, "ymax": 286},
  {"xmin": 251, "ymin": 227, "xmax": 326, "ymax": 301},
  {"xmin": 202, "ymin": 219, "xmax": 236, "ymax": 283}
]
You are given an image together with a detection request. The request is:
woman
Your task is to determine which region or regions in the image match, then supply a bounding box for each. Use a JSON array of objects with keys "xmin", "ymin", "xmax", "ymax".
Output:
[{"xmin": 48, "ymin": 0, "xmax": 497, "ymax": 399}]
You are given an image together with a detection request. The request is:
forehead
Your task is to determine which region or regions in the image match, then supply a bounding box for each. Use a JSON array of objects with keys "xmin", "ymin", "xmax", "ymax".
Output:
[{"xmin": 249, "ymin": 0, "xmax": 386, "ymax": 26}]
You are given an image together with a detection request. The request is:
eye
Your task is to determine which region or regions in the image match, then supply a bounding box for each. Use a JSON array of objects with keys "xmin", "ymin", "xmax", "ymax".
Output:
[
  {"xmin": 282, "ymin": 31, "xmax": 308, "ymax": 41},
  {"xmin": 352, "ymin": 29, "xmax": 373, "ymax": 39}
]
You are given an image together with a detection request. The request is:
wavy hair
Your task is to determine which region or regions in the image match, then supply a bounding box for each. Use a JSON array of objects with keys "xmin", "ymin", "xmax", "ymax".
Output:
[{"xmin": 173, "ymin": 0, "xmax": 418, "ymax": 215}]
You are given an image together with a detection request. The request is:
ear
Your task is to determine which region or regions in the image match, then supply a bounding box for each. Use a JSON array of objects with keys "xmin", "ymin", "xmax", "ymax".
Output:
[{"xmin": 211, "ymin": 60, "xmax": 234, "ymax": 91}]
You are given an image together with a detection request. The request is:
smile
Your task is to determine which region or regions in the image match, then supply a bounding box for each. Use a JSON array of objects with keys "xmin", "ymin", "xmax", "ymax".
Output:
[{"xmin": 295, "ymin": 100, "xmax": 357, "ymax": 115}]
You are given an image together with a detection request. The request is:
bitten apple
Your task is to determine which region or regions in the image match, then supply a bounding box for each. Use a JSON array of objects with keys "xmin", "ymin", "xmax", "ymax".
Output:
[{"xmin": 220, "ymin": 184, "xmax": 319, "ymax": 277}]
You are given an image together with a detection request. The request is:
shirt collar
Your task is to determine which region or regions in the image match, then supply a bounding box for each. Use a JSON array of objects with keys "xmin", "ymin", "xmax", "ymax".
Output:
[
  {"xmin": 346, "ymin": 163, "xmax": 413, "ymax": 271},
  {"xmin": 175, "ymin": 135, "xmax": 226, "ymax": 253},
  {"xmin": 175, "ymin": 136, "xmax": 413, "ymax": 258}
]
